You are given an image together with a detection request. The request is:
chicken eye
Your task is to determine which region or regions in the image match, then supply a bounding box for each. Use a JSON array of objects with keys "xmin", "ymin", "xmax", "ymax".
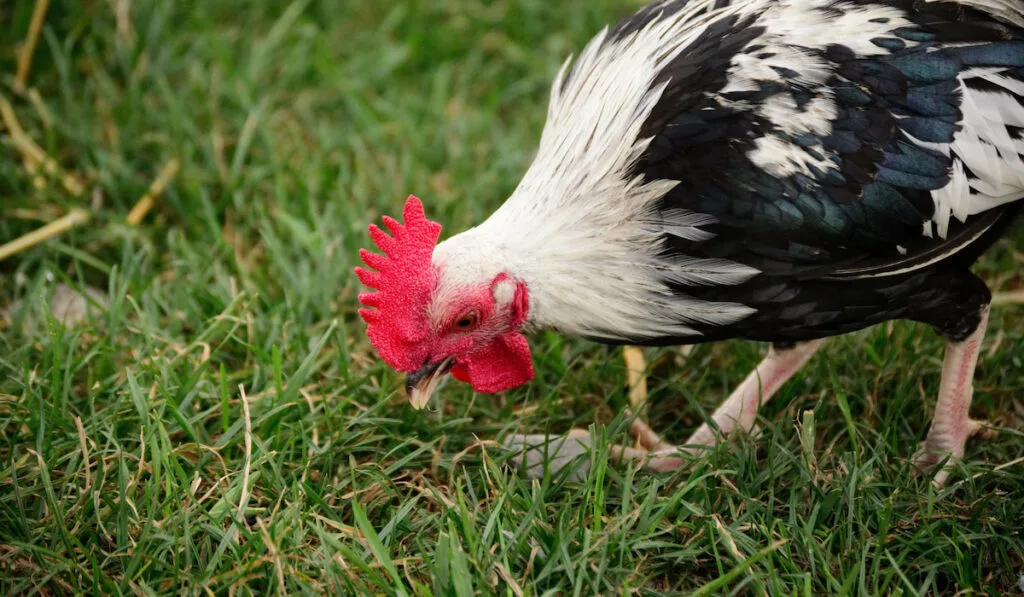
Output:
[{"xmin": 456, "ymin": 312, "xmax": 478, "ymax": 329}]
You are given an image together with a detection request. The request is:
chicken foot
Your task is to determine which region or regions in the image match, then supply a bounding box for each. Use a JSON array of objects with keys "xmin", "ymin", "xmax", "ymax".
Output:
[{"xmin": 913, "ymin": 305, "xmax": 997, "ymax": 487}]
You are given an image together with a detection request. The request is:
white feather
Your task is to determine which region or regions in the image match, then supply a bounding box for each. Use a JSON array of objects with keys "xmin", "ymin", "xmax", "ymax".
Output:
[
  {"xmin": 651, "ymin": 209, "xmax": 719, "ymax": 242},
  {"xmin": 434, "ymin": 1, "xmax": 767, "ymax": 341},
  {"xmin": 757, "ymin": 0, "xmax": 912, "ymax": 56},
  {"xmin": 926, "ymin": 67, "xmax": 1024, "ymax": 238},
  {"xmin": 748, "ymin": 136, "xmax": 835, "ymax": 177}
]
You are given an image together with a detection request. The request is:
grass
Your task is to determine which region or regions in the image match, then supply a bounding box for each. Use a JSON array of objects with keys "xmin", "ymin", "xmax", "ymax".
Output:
[{"xmin": 1, "ymin": 0, "xmax": 1023, "ymax": 594}]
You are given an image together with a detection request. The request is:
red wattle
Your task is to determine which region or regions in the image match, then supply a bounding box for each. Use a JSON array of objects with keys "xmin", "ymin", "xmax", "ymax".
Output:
[{"xmin": 451, "ymin": 331, "xmax": 534, "ymax": 393}]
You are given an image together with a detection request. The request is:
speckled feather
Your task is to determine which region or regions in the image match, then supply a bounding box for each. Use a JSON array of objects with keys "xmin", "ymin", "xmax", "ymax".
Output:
[{"xmin": 559, "ymin": 0, "xmax": 1024, "ymax": 344}]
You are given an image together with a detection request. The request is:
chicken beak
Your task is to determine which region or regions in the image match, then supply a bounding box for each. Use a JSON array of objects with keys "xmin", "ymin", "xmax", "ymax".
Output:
[{"xmin": 405, "ymin": 356, "xmax": 454, "ymax": 410}]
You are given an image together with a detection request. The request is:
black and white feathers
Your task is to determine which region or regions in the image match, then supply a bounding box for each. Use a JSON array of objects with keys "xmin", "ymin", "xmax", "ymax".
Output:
[{"xmin": 434, "ymin": 0, "xmax": 1024, "ymax": 345}]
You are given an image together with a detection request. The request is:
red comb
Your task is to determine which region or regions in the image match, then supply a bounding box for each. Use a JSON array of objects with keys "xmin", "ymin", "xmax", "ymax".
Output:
[{"xmin": 355, "ymin": 195, "xmax": 442, "ymax": 372}]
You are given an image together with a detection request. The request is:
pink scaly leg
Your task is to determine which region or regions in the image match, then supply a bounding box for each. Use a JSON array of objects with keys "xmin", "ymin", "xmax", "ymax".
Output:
[
  {"xmin": 683, "ymin": 339, "xmax": 826, "ymax": 452},
  {"xmin": 913, "ymin": 306, "xmax": 994, "ymax": 487},
  {"xmin": 610, "ymin": 339, "xmax": 824, "ymax": 472},
  {"xmin": 509, "ymin": 340, "xmax": 825, "ymax": 476}
]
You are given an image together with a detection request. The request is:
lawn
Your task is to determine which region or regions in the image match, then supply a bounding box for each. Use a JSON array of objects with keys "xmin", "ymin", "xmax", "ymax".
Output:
[{"xmin": 1, "ymin": 0, "xmax": 1023, "ymax": 594}]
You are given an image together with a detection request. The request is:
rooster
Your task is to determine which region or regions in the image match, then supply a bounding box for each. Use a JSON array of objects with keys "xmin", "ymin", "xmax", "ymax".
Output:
[{"xmin": 356, "ymin": 0, "xmax": 1024, "ymax": 486}]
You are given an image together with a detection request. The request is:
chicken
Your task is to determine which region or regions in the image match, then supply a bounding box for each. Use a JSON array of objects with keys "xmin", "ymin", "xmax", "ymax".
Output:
[{"xmin": 355, "ymin": 0, "xmax": 1024, "ymax": 487}]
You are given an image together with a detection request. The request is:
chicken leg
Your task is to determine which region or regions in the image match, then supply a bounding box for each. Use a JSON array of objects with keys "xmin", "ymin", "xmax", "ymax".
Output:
[
  {"xmin": 913, "ymin": 305, "xmax": 995, "ymax": 487},
  {"xmin": 611, "ymin": 339, "xmax": 825, "ymax": 471},
  {"xmin": 507, "ymin": 341, "xmax": 826, "ymax": 477},
  {"xmin": 683, "ymin": 340, "xmax": 826, "ymax": 450}
]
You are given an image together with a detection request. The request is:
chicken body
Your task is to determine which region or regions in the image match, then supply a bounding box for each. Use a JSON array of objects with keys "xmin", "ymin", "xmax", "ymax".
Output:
[{"xmin": 359, "ymin": 0, "xmax": 1024, "ymax": 486}]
